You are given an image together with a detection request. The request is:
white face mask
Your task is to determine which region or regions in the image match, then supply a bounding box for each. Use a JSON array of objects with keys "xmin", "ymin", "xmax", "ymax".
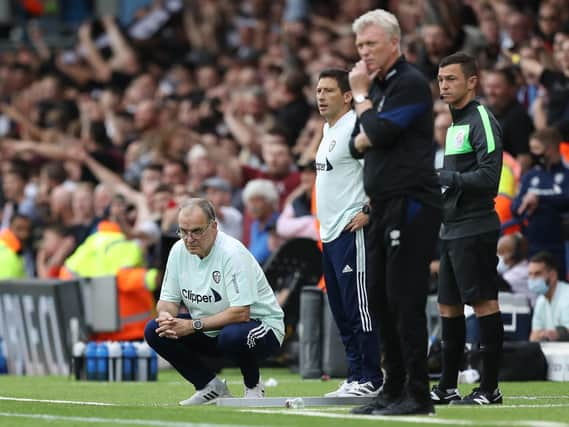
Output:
[{"xmin": 497, "ymin": 255, "xmax": 509, "ymax": 275}]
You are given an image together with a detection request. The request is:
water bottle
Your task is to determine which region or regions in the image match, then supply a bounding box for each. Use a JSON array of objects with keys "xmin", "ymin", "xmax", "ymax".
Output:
[
  {"xmin": 85, "ymin": 342, "xmax": 98, "ymax": 381},
  {"xmin": 96, "ymin": 342, "xmax": 109, "ymax": 381},
  {"xmin": 122, "ymin": 342, "xmax": 137, "ymax": 381},
  {"xmin": 107, "ymin": 342, "xmax": 122, "ymax": 382},
  {"xmin": 134, "ymin": 342, "xmax": 149, "ymax": 381},
  {"xmin": 0, "ymin": 337, "xmax": 7, "ymax": 374},
  {"xmin": 72, "ymin": 342, "xmax": 86, "ymax": 380},
  {"xmin": 149, "ymin": 347, "xmax": 158, "ymax": 381},
  {"xmin": 285, "ymin": 397, "xmax": 305, "ymax": 409}
]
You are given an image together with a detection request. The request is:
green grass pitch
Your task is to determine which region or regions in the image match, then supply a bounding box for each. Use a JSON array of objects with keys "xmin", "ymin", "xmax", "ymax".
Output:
[{"xmin": 1, "ymin": 368, "xmax": 568, "ymax": 427}]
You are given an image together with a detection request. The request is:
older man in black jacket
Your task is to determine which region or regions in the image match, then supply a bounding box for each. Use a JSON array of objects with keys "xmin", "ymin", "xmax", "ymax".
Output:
[{"xmin": 348, "ymin": 8, "xmax": 442, "ymax": 416}]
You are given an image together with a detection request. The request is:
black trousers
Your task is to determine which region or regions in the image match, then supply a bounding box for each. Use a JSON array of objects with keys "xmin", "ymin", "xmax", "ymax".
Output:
[{"xmin": 366, "ymin": 196, "xmax": 441, "ymax": 403}]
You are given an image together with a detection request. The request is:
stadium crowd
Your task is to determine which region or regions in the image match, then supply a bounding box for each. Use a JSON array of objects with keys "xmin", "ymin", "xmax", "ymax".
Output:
[{"xmin": 1, "ymin": 0, "xmax": 569, "ymax": 345}]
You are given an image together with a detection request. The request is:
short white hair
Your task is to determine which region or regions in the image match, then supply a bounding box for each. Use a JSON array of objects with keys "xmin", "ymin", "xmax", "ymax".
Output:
[
  {"xmin": 352, "ymin": 9, "xmax": 401, "ymax": 41},
  {"xmin": 242, "ymin": 179, "xmax": 279, "ymax": 208}
]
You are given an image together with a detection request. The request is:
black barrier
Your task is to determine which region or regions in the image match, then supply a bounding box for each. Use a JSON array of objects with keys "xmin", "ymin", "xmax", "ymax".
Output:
[{"xmin": 0, "ymin": 279, "xmax": 86, "ymax": 375}]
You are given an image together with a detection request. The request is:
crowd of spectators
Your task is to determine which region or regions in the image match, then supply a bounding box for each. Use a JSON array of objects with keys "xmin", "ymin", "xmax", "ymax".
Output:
[{"xmin": 1, "ymin": 0, "xmax": 569, "ymax": 341}]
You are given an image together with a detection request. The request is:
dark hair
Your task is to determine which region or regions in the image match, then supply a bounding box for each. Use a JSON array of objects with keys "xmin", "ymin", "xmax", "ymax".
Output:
[
  {"xmin": 486, "ymin": 66, "xmax": 518, "ymax": 87},
  {"xmin": 531, "ymin": 127, "xmax": 562, "ymax": 149},
  {"xmin": 439, "ymin": 52, "xmax": 479, "ymax": 78},
  {"xmin": 4, "ymin": 159, "xmax": 30, "ymax": 182},
  {"xmin": 530, "ymin": 251, "xmax": 557, "ymax": 271},
  {"xmin": 318, "ymin": 68, "xmax": 350, "ymax": 93}
]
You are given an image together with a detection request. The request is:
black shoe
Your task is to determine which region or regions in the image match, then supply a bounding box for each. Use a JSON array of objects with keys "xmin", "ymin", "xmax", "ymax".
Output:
[
  {"xmin": 450, "ymin": 388, "xmax": 503, "ymax": 405},
  {"xmin": 351, "ymin": 391, "xmax": 400, "ymax": 415},
  {"xmin": 430, "ymin": 384, "xmax": 461, "ymax": 405},
  {"xmin": 372, "ymin": 397, "xmax": 435, "ymax": 416}
]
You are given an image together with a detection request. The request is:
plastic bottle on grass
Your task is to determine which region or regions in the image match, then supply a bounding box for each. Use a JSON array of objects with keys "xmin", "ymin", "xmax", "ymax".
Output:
[
  {"xmin": 96, "ymin": 342, "xmax": 109, "ymax": 381},
  {"xmin": 285, "ymin": 397, "xmax": 305, "ymax": 409},
  {"xmin": 85, "ymin": 342, "xmax": 98, "ymax": 380}
]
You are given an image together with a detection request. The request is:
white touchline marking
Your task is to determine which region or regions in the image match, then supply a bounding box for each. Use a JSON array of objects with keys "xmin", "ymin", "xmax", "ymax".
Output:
[
  {"xmin": 0, "ymin": 396, "xmax": 117, "ymax": 406},
  {"xmin": 0, "ymin": 413, "xmax": 252, "ymax": 427},
  {"xmin": 0, "ymin": 396, "xmax": 175, "ymax": 408},
  {"xmin": 243, "ymin": 409, "xmax": 569, "ymax": 427},
  {"xmin": 509, "ymin": 396, "xmax": 569, "ymax": 399}
]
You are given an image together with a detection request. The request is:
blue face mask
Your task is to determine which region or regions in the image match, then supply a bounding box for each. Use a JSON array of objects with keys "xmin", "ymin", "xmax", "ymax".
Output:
[{"xmin": 528, "ymin": 277, "xmax": 549, "ymax": 295}]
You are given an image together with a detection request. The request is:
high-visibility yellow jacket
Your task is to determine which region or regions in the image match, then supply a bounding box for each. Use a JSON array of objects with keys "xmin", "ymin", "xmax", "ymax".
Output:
[{"xmin": 0, "ymin": 228, "xmax": 26, "ymax": 279}]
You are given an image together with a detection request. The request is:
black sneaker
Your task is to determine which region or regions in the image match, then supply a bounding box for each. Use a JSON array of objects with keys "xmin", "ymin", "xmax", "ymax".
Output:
[
  {"xmin": 351, "ymin": 390, "xmax": 400, "ymax": 415},
  {"xmin": 450, "ymin": 388, "xmax": 503, "ymax": 405},
  {"xmin": 430, "ymin": 385, "xmax": 461, "ymax": 405},
  {"xmin": 372, "ymin": 397, "xmax": 435, "ymax": 416}
]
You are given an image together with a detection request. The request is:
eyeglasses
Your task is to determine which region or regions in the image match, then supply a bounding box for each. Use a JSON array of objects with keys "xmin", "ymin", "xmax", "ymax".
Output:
[
  {"xmin": 539, "ymin": 15, "xmax": 557, "ymax": 22},
  {"xmin": 176, "ymin": 221, "xmax": 212, "ymax": 240}
]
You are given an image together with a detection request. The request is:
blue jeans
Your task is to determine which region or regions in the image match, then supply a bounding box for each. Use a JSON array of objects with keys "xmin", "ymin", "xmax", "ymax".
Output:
[{"xmin": 144, "ymin": 314, "xmax": 280, "ymax": 389}]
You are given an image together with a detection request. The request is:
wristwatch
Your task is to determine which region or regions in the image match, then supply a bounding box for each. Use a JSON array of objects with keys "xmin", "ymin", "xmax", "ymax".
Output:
[
  {"xmin": 354, "ymin": 94, "xmax": 369, "ymax": 104},
  {"xmin": 362, "ymin": 204, "xmax": 371, "ymax": 215},
  {"xmin": 192, "ymin": 319, "xmax": 203, "ymax": 331}
]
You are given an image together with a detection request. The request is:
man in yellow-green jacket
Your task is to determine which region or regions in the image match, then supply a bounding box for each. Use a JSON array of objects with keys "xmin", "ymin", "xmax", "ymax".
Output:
[{"xmin": 0, "ymin": 214, "xmax": 32, "ymax": 279}]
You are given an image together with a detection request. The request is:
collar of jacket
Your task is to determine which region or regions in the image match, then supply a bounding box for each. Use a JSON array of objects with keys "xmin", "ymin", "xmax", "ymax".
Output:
[
  {"xmin": 97, "ymin": 220, "xmax": 122, "ymax": 233},
  {"xmin": 376, "ymin": 55, "xmax": 406, "ymax": 86},
  {"xmin": 450, "ymin": 99, "xmax": 480, "ymax": 123},
  {"xmin": 0, "ymin": 227, "xmax": 22, "ymax": 253}
]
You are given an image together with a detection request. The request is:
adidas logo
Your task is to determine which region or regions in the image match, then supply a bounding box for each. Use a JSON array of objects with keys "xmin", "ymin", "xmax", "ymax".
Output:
[{"xmin": 342, "ymin": 265, "xmax": 353, "ymax": 273}]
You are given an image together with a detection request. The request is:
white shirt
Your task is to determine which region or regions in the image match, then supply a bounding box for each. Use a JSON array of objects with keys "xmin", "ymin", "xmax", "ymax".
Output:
[
  {"xmin": 160, "ymin": 231, "xmax": 284, "ymax": 343},
  {"xmin": 315, "ymin": 110, "xmax": 366, "ymax": 242}
]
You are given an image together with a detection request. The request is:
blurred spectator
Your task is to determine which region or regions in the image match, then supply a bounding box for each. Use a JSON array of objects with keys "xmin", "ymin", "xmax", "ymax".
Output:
[
  {"xmin": 497, "ymin": 233, "xmax": 533, "ymax": 306},
  {"xmin": 273, "ymin": 69, "xmax": 311, "ymax": 147},
  {"xmin": 202, "ymin": 177, "xmax": 243, "ymax": 241},
  {"xmin": 433, "ymin": 111, "xmax": 452, "ymax": 169},
  {"xmin": 1, "ymin": 160, "xmax": 38, "ymax": 228},
  {"xmin": 242, "ymin": 179, "xmax": 281, "ymax": 264},
  {"xmin": 519, "ymin": 33, "xmax": 569, "ymax": 129},
  {"xmin": 276, "ymin": 160, "xmax": 318, "ymax": 241},
  {"xmin": 0, "ymin": 214, "xmax": 32, "ymax": 279},
  {"xmin": 482, "ymin": 67, "xmax": 533, "ymax": 172},
  {"xmin": 528, "ymin": 251, "xmax": 569, "ymax": 342},
  {"xmin": 512, "ymin": 128, "xmax": 569, "ymax": 278},
  {"xmin": 535, "ymin": 1, "xmax": 564, "ymax": 53},
  {"xmin": 36, "ymin": 224, "xmax": 75, "ymax": 279}
]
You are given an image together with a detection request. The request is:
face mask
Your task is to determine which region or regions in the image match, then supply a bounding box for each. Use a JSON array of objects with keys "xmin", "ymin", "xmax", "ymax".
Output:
[
  {"xmin": 528, "ymin": 277, "xmax": 549, "ymax": 295},
  {"xmin": 497, "ymin": 256, "xmax": 509, "ymax": 275}
]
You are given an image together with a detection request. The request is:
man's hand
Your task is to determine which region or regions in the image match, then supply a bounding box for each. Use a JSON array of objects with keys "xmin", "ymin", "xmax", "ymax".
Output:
[
  {"xmin": 349, "ymin": 60, "xmax": 378, "ymax": 94},
  {"xmin": 354, "ymin": 133, "xmax": 372, "ymax": 153},
  {"xmin": 345, "ymin": 211, "xmax": 369, "ymax": 232},
  {"xmin": 517, "ymin": 192, "xmax": 539, "ymax": 216},
  {"xmin": 155, "ymin": 311, "xmax": 192, "ymax": 339},
  {"xmin": 544, "ymin": 329, "xmax": 560, "ymax": 341}
]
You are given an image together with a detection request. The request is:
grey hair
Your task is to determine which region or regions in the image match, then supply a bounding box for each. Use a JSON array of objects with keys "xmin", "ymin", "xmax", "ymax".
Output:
[
  {"xmin": 352, "ymin": 9, "xmax": 401, "ymax": 41},
  {"xmin": 242, "ymin": 179, "xmax": 279, "ymax": 209},
  {"xmin": 179, "ymin": 198, "xmax": 217, "ymax": 221}
]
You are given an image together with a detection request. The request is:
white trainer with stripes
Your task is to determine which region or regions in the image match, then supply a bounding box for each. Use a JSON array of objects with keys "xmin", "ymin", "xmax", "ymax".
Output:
[
  {"xmin": 244, "ymin": 379, "xmax": 265, "ymax": 398},
  {"xmin": 324, "ymin": 380, "xmax": 357, "ymax": 397},
  {"xmin": 179, "ymin": 377, "xmax": 233, "ymax": 406},
  {"xmin": 345, "ymin": 381, "xmax": 382, "ymax": 397}
]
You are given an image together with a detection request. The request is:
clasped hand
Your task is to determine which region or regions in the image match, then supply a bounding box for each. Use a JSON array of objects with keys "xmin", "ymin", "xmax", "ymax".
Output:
[{"xmin": 155, "ymin": 311, "xmax": 191, "ymax": 339}]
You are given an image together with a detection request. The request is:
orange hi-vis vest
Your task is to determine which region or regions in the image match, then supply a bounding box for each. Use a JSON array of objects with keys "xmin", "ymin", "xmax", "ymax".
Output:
[
  {"xmin": 59, "ymin": 221, "xmax": 154, "ymax": 341},
  {"xmin": 92, "ymin": 267, "xmax": 156, "ymax": 342},
  {"xmin": 311, "ymin": 184, "xmax": 326, "ymax": 291}
]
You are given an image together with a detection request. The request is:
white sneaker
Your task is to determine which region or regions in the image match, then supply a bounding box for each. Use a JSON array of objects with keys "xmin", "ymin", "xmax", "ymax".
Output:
[
  {"xmin": 244, "ymin": 380, "xmax": 265, "ymax": 398},
  {"xmin": 324, "ymin": 380, "xmax": 356, "ymax": 397},
  {"xmin": 344, "ymin": 381, "xmax": 381, "ymax": 397},
  {"xmin": 179, "ymin": 377, "xmax": 233, "ymax": 406}
]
